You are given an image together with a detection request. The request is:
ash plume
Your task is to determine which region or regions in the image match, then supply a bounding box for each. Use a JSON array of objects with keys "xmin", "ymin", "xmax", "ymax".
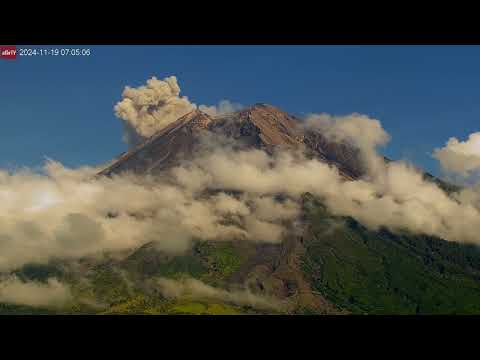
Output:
[
  {"xmin": 114, "ymin": 76, "xmax": 243, "ymax": 147},
  {"xmin": 114, "ymin": 76, "xmax": 196, "ymax": 146}
]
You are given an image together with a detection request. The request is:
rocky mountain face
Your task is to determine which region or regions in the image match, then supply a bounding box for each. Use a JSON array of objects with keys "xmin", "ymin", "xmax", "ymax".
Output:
[
  {"xmin": 98, "ymin": 103, "xmax": 365, "ymax": 180},
  {"xmin": 98, "ymin": 110, "xmax": 213, "ymax": 177}
]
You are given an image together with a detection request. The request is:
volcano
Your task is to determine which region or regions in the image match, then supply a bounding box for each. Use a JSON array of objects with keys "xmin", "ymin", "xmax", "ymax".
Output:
[
  {"xmin": 98, "ymin": 103, "xmax": 365, "ymax": 180},
  {"xmin": 6, "ymin": 104, "xmax": 480, "ymax": 315},
  {"xmin": 94, "ymin": 103, "xmax": 370, "ymax": 314},
  {"xmin": 78, "ymin": 103, "xmax": 480, "ymax": 316}
]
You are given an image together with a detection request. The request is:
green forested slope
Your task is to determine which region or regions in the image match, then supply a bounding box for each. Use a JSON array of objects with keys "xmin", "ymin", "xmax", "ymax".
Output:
[{"xmin": 301, "ymin": 196, "xmax": 480, "ymax": 314}]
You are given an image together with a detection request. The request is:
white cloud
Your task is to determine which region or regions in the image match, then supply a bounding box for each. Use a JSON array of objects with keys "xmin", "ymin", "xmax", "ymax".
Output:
[
  {"xmin": 0, "ymin": 153, "xmax": 298, "ymax": 272},
  {"xmin": 157, "ymin": 277, "xmax": 285, "ymax": 311},
  {"xmin": 199, "ymin": 100, "xmax": 244, "ymax": 117},
  {"xmin": 0, "ymin": 276, "xmax": 71, "ymax": 308},
  {"xmin": 303, "ymin": 113, "xmax": 390, "ymax": 177},
  {"xmin": 433, "ymin": 132, "xmax": 480, "ymax": 177}
]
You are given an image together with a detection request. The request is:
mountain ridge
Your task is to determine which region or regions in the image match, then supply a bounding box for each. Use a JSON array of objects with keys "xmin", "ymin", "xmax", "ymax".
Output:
[
  {"xmin": 99, "ymin": 103, "xmax": 458, "ymax": 193},
  {"xmin": 98, "ymin": 103, "xmax": 365, "ymax": 180}
]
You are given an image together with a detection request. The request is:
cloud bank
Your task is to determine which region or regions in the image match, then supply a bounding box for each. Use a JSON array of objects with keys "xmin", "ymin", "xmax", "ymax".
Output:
[
  {"xmin": 0, "ymin": 276, "xmax": 71, "ymax": 308},
  {"xmin": 0, "ymin": 152, "xmax": 298, "ymax": 272},
  {"xmin": 170, "ymin": 116, "xmax": 480, "ymax": 246}
]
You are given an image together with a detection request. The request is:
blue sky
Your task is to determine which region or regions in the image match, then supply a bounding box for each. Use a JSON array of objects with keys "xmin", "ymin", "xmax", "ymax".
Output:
[{"xmin": 1, "ymin": 45, "xmax": 479, "ymax": 176}]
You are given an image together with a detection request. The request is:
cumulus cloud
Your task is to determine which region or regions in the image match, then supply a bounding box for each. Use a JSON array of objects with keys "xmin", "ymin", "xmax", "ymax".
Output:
[
  {"xmin": 199, "ymin": 100, "xmax": 244, "ymax": 117},
  {"xmin": 0, "ymin": 276, "xmax": 71, "ymax": 308},
  {"xmin": 325, "ymin": 161, "xmax": 480, "ymax": 244},
  {"xmin": 304, "ymin": 113, "xmax": 390, "ymax": 177},
  {"xmin": 168, "ymin": 121, "xmax": 480, "ymax": 246},
  {"xmin": 114, "ymin": 76, "xmax": 242, "ymax": 147},
  {"xmin": 433, "ymin": 132, "xmax": 480, "ymax": 177},
  {"xmin": 157, "ymin": 277, "xmax": 285, "ymax": 311}
]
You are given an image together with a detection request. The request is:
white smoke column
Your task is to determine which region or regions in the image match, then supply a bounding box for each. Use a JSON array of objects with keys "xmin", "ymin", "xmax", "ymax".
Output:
[
  {"xmin": 0, "ymin": 276, "xmax": 72, "ymax": 308},
  {"xmin": 114, "ymin": 76, "xmax": 196, "ymax": 146},
  {"xmin": 433, "ymin": 132, "xmax": 480, "ymax": 177}
]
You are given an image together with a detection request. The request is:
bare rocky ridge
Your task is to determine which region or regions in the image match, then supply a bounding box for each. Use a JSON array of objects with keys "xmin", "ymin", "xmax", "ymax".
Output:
[
  {"xmin": 99, "ymin": 103, "xmax": 366, "ymax": 180},
  {"xmin": 98, "ymin": 110, "xmax": 212, "ymax": 176}
]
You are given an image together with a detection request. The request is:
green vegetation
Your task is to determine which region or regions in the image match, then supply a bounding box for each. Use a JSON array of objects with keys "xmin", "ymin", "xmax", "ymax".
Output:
[
  {"xmin": 101, "ymin": 296, "xmax": 245, "ymax": 315},
  {"xmin": 87, "ymin": 265, "xmax": 132, "ymax": 306},
  {"xmin": 168, "ymin": 300, "xmax": 242, "ymax": 315},
  {"xmin": 14, "ymin": 263, "xmax": 64, "ymax": 282},
  {"xmin": 195, "ymin": 241, "xmax": 247, "ymax": 281},
  {"xmin": 0, "ymin": 303, "xmax": 61, "ymax": 315},
  {"xmin": 124, "ymin": 246, "xmax": 207, "ymax": 279},
  {"xmin": 301, "ymin": 196, "xmax": 480, "ymax": 314},
  {"xmin": 101, "ymin": 295, "xmax": 164, "ymax": 314}
]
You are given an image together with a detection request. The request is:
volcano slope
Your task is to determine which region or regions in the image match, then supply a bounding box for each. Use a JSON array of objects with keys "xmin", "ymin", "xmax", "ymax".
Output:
[{"xmin": 4, "ymin": 104, "xmax": 480, "ymax": 315}]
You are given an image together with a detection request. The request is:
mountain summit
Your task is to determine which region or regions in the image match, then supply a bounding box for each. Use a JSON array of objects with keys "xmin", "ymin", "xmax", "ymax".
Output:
[{"xmin": 98, "ymin": 103, "xmax": 364, "ymax": 179}]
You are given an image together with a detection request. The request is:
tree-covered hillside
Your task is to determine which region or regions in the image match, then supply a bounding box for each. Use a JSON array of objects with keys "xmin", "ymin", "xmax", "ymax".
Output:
[{"xmin": 301, "ymin": 195, "xmax": 480, "ymax": 314}]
